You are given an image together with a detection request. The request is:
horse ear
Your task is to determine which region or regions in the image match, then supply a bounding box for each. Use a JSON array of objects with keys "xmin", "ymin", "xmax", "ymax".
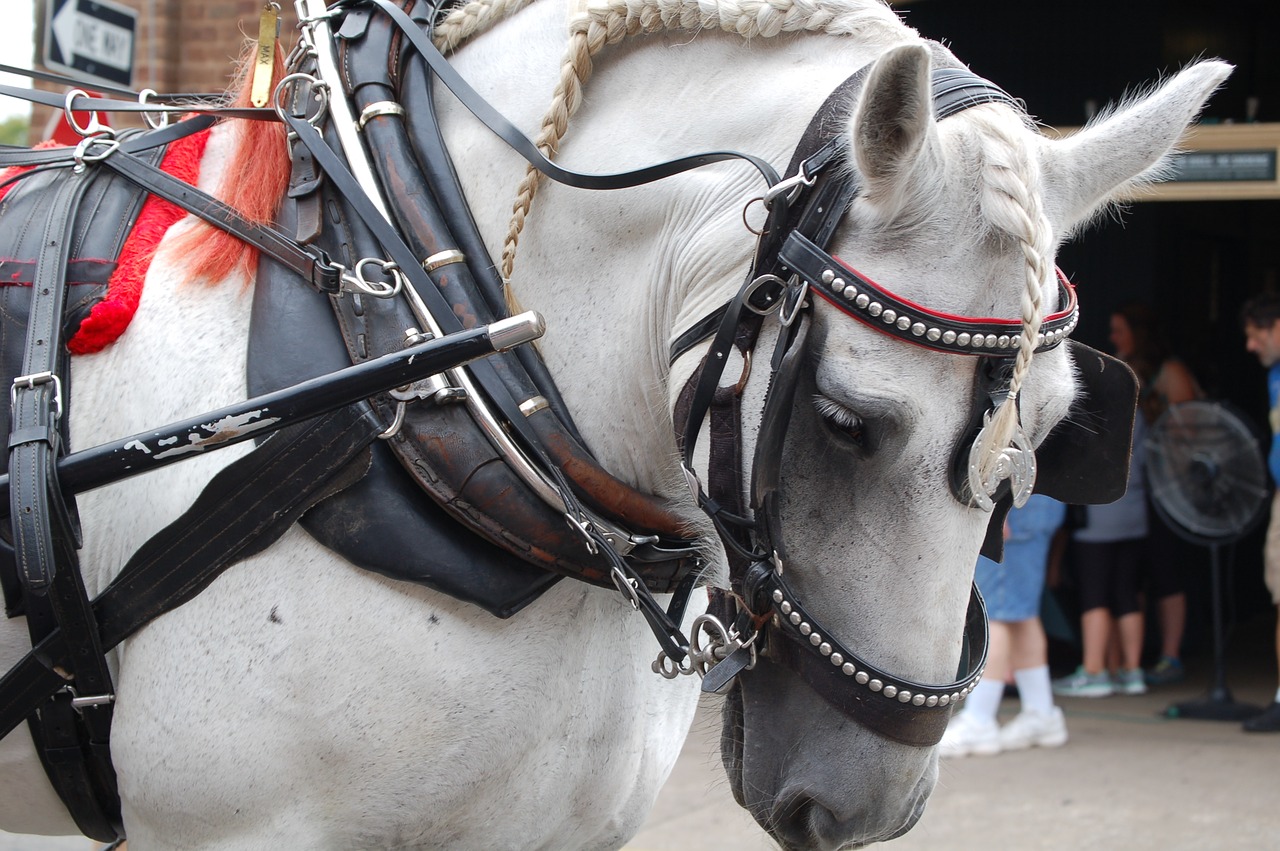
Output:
[
  {"xmin": 851, "ymin": 44, "xmax": 941, "ymax": 203},
  {"xmin": 1043, "ymin": 60, "xmax": 1233, "ymax": 230}
]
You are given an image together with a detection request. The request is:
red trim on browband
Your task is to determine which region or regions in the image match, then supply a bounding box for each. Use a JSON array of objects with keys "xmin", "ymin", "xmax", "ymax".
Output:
[{"xmin": 828, "ymin": 254, "xmax": 1078, "ymax": 325}]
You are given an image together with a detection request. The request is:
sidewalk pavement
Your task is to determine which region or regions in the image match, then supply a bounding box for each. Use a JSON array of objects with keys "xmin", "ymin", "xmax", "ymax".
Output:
[{"xmin": 625, "ymin": 616, "xmax": 1280, "ymax": 851}]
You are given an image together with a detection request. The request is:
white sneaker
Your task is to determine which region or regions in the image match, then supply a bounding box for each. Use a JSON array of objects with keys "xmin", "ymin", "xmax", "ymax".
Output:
[
  {"xmin": 998, "ymin": 707, "xmax": 1069, "ymax": 751},
  {"xmin": 938, "ymin": 712, "xmax": 1001, "ymax": 757}
]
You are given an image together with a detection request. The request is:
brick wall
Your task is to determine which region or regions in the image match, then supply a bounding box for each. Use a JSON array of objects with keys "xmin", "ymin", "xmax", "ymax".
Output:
[{"xmin": 31, "ymin": 0, "xmax": 298, "ymax": 139}]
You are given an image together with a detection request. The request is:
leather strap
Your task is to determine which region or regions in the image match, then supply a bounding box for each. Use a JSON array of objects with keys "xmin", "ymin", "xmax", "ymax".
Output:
[
  {"xmin": 0, "ymin": 403, "xmax": 384, "ymax": 747},
  {"xmin": 93, "ymin": 147, "xmax": 343, "ymax": 294},
  {"xmin": 7, "ymin": 167, "xmax": 122, "ymax": 841},
  {"xmin": 365, "ymin": 0, "xmax": 782, "ymax": 191}
]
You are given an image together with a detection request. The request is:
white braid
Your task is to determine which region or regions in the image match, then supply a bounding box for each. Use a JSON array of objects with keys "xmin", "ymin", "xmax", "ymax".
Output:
[
  {"xmin": 498, "ymin": 0, "xmax": 913, "ymax": 288},
  {"xmin": 966, "ymin": 107, "xmax": 1051, "ymax": 490},
  {"xmin": 434, "ymin": 0, "xmax": 537, "ymax": 54}
]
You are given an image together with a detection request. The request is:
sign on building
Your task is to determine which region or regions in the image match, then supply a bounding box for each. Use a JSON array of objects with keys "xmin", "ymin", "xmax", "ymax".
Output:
[{"xmin": 44, "ymin": 0, "xmax": 137, "ymax": 89}]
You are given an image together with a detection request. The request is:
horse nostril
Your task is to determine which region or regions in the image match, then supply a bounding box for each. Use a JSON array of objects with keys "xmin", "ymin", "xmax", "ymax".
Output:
[{"xmin": 771, "ymin": 792, "xmax": 853, "ymax": 851}]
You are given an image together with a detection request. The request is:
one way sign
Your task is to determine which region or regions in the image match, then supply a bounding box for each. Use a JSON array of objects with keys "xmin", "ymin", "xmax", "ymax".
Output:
[{"xmin": 44, "ymin": 0, "xmax": 138, "ymax": 89}]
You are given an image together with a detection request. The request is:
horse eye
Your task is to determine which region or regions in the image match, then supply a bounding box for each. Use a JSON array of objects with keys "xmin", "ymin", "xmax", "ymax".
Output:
[{"xmin": 814, "ymin": 396, "xmax": 866, "ymax": 447}]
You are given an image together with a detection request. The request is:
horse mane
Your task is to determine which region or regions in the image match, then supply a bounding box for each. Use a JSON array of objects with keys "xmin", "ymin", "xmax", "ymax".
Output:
[{"xmin": 172, "ymin": 40, "xmax": 291, "ymax": 285}]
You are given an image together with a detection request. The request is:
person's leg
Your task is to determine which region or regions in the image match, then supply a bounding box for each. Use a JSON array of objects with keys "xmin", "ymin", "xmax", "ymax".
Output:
[
  {"xmin": 941, "ymin": 621, "xmax": 1009, "ymax": 755},
  {"xmin": 1158, "ymin": 592, "xmax": 1187, "ymax": 660},
  {"xmin": 1002, "ymin": 617, "xmax": 1068, "ymax": 749},
  {"xmin": 1080, "ymin": 607, "xmax": 1111, "ymax": 675},
  {"xmin": 1243, "ymin": 502, "xmax": 1280, "ymax": 731},
  {"xmin": 1053, "ymin": 539, "xmax": 1116, "ymax": 697},
  {"xmin": 1110, "ymin": 538, "xmax": 1148, "ymax": 694}
]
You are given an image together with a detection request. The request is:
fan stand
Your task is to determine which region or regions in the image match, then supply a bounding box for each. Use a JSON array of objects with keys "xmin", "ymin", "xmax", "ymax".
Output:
[{"xmin": 1163, "ymin": 542, "xmax": 1262, "ymax": 721}]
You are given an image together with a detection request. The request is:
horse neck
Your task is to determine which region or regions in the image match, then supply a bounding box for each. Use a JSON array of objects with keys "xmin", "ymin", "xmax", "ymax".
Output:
[{"xmin": 441, "ymin": 1, "xmax": 916, "ymax": 488}]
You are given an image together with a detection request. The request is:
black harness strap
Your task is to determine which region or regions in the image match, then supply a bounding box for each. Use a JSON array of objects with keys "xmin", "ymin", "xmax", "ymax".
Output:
[
  {"xmin": 8, "ymin": 168, "xmax": 122, "ymax": 841},
  {"xmin": 0, "ymin": 403, "xmax": 384, "ymax": 748}
]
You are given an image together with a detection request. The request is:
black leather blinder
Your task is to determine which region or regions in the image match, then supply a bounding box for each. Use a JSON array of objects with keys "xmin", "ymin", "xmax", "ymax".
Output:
[
  {"xmin": 953, "ymin": 341, "xmax": 1138, "ymax": 562},
  {"xmin": 1032, "ymin": 340, "xmax": 1139, "ymax": 506}
]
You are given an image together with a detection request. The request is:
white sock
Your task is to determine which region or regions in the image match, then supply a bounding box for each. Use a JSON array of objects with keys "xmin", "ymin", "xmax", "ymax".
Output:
[
  {"xmin": 961, "ymin": 678, "xmax": 1004, "ymax": 724},
  {"xmin": 1273, "ymin": 686, "xmax": 1280, "ymax": 704},
  {"xmin": 1014, "ymin": 665, "xmax": 1055, "ymax": 716}
]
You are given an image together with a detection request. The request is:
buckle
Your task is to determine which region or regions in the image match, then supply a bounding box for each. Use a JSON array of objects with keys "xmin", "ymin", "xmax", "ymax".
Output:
[{"xmin": 11, "ymin": 372, "xmax": 63, "ymax": 422}]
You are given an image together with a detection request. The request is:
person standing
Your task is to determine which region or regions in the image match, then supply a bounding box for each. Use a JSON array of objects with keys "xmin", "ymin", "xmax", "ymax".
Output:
[
  {"xmin": 1241, "ymin": 294, "xmax": 1280, "ymax": 732},
  {"xmin": 940, "ymin": 495, "xmax": 1069, "ymax": 756},
  {"xmin": 1053, "ymin": 411, "xmax": 1150, "ymax": 698},
  {"xmin": 1110, "ymin": 304, "xmax": 1201, "ymax": 685}
]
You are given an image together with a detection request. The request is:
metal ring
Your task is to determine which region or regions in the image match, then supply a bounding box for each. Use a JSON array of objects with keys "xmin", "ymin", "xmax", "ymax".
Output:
[
  {"xmin": 357, "ymin": 100, "xmax": 406, "ymax": 131},
  {"xmin": 741, "ymin": 196, "xmax": 767, "ymax": 236},
  {"xmin": 63, "ymin": 89, "xmax": 108, "ymax": 139},
  {"xmin": 779, "ymin": 279, "xmax": 809, "ymax": 327},
  {"xmin": 137, "ymin": 88, "xmax": 170, "ymax": 130},
  {"xmin": 272, "ymin": 72, "xmax": 329, "ymax": 127},
  {"xmin": 71, "ymin": 135, "xmax": 120, "ymax": 173},
  {"xmin": 349, "ymin": 258, "xmax": 404, "ymax": 298},
  {"xmin": 742, "ymin": 274, "xmax": 787, "ymax": 316},
  {"xmin": 422, "ymin": 249, "xmax": 466, "ymax": 274}
]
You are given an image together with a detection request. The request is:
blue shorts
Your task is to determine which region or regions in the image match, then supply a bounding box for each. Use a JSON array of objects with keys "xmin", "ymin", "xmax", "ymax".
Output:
[
  {"xmin": 974, "ymin": 495, "xmax": 1064, "ymax": 622},
  {"xmin": 974, "ymin": 542, "xmax": 1048, "ymax": 622}
]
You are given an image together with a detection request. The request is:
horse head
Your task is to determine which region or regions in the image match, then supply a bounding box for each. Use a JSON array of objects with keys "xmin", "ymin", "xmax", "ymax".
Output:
[{"xmin": 711, "ymin": 44, "xmax": 1231, "ymax": 849}]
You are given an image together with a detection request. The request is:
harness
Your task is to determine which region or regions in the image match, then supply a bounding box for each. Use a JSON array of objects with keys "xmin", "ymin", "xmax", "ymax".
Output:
[{"xmin": 0, "ymin": 0, "xmax": 1140, "ymax": 840}]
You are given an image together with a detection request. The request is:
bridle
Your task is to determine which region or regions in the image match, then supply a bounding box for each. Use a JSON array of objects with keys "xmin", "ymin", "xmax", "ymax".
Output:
[{"xmin": 667, "ymin": 65, "xmax": 1081, "ymax": 747}]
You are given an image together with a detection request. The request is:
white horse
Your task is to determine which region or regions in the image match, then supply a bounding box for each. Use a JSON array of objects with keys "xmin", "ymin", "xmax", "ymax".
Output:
[{"xmin": 0, "ymin": 0, "xmax": 1228, "ymax": 847}]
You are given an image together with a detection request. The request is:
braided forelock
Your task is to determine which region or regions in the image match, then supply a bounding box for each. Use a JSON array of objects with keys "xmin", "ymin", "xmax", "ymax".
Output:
[{"xmin": 965, "ymin": 106, "xmax": 1052, "ymax": 487}]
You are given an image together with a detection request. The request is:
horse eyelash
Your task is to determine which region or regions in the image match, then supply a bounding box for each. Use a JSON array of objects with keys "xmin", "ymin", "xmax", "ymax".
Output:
[{"xmin": 813, "ymin": 395, "xmax": 861, "ymax": 431}]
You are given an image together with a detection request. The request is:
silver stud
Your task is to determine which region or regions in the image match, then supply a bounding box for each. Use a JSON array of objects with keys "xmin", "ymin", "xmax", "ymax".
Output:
[
  {"xmin": 855, "ymin": 294, "xmax": 870, "ymax": 309},
  {"xmin": 843, "ymin": 286, "xmax": 858, "ymax": 300},
  {"xmin": 897, "ymin": 316, "xmax": 911, "ymax": 331},
  {"xmin": 789, "ymin": 612, "xmax": 801, "ymax": 625},
  {"xmin": 780, "ymin": 601, "xmax": 792, "ymax": 615},
  {"xmin": 868, "ymin": 302, "xmax": 883, "ymax": 317},
  {"xmin": 883, "ymin": 684, "xmax": 898, "ymax": 698},
  {"xmin": 881, "ymin": 309, "xmax": 896, "ymax": 324},
  {"xmin": 985, "ymin": 334, "xmax": 998, "ymax": 347},
  {"xmin": 956, "ymin": 332, "xmax": 971, "ymax": 346},
  {"xmin": 842, "ymin": 663, "xmax": 856, "ymax": 676},
  {"xmin": 799, "ymin": 623, "xmax": 812, "ymax": 636},
  {"xmin": 830, "ymin": 652, "xmax": 843, "ymax": 666},
  {"xmin": 912, "ymin": 694, "xmax": 926, "ymax": 706},
  {"xmin": 911, "ymin": 322, "xmax": 926, "ymax": 336},
  {"xmin": 898, "ymin": 691, "xmax": 913, "ymax": 703},
  {"xmin": 832, "ymin": 277, "xmax": 845, "ymax": 291},
  {"xmin": 809, "ymin": 632, "xmax": 822, "ymax": 646},
  {"xmin": 855, "ymin": 671, "xmax": 869, "ymax": 684},
  {"xmin": 1009, "ymin": 336, "xmax": 1021, "ymax": 348},
  {"xmin": 972, "ymin": 335, "xmax": 986, "ymax": 348},
  {"xmin": 772, "ymin": 590, "xmax": 784, "ymax": 603},
  {"xmin": 819, "ymin": 642, "xmax": 832, "ymax": 656},
  {"xmin": 869, "ymin": 679, "xmax": 884, "ymax": 692},
  {"xmin": 926, "ymin": 327, "xmax": 941, "ymax": 342},
  {"xmin": 997, "ymin": 335, "xmax": 1010, "ymax": 348},
  {"xmin": 821, "ymin": 269, "xmax": 835, "ymax": 284},
  {"xmin": 926, "ymin": 695, "xmax": 939, "ymax": 707},
  {"xmin": 938, "ymin": 694, "xmax": 950, "ymax": 706},
  {"xmin": 951, "ymin": 692, "xmax": 962, "ymax": 703},
  {"xmin": 942, "ymin": 330, "xmax": 957, "ymax": 345}
]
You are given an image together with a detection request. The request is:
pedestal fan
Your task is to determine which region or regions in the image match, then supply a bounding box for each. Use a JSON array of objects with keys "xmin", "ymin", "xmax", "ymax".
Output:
[{"xmin": 1144, "ymin": 400, "xmax": 1270, "ymax": 721}]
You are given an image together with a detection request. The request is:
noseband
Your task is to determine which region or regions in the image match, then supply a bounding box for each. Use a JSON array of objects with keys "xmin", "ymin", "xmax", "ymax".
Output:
[{"xmin": 668, "ymin": 65, "xmax": 1080, "ymax": 747}]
